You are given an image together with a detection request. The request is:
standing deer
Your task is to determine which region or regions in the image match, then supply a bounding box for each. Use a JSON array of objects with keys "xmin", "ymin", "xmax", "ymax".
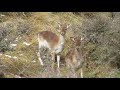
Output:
[
  {"xmin": 65, "ymin": 36, "xmax": 85, "ymax": 78},
  {"xmin": 37, "ymin": 23, "xmax": 70, "ymax": 69}
]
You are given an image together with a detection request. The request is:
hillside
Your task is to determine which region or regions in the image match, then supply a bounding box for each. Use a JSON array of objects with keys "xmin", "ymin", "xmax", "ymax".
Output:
[{"xmin": 0, "ymin": 12, "xmax": 120, "ymax": 78}]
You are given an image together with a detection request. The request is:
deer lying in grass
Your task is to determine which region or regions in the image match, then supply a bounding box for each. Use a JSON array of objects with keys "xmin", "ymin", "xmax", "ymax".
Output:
[
  {"xmin": 65, "ymin": 36, "xmax": 85, "ymax": 78},
  {"xmin": 37, "ymin": 23, "xmax": 70, "ymax": 69}
]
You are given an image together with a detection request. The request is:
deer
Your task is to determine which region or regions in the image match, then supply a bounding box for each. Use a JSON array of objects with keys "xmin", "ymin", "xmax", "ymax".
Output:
[
  {"xmin": 37, "ymin": 23, "xmax": 70, "ymax": 69},
  {"xmin": 65, "ymin": 36, "xmax": 85, "ymax": 78}
]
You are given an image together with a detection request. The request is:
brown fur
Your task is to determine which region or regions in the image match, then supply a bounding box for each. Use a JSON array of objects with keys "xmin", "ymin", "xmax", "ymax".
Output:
[
  {"xmin": 65, "ymin": 48, "xmax": 84, "ymax": 68},
  {"xmin": 38, "ymin": 31, "xmax": 59, "ymax": 48}
]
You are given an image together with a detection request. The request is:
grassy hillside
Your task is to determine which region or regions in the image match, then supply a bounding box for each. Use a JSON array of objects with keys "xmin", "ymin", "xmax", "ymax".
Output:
[{"xmin": 0, "ymin": 12, "xmax": 120, "ymax": 78}]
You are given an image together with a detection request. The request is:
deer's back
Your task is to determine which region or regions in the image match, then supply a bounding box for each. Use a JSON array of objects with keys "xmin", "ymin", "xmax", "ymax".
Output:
[
  {"xmin": 38, "ymin": 31, "xmax": 59, "ymax": 48},
  {"xmin": 65, "ymin": 48, "xmax": 84, "ymax": 68}
]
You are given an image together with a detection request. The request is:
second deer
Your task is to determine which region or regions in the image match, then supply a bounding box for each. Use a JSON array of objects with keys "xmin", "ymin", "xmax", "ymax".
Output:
[{"xmin": 65, "ymin": 36, "xmax": 85, "ymax": 78}]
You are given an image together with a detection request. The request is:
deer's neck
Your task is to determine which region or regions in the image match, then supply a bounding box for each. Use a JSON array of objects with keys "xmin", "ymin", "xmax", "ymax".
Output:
[
  {"xmin": 59, "ymin": 34, "xmax": 65, "ymax": 45},
  {"xmin": 54, "ymin": 34, "xmax": 65, "ymax": 54}
]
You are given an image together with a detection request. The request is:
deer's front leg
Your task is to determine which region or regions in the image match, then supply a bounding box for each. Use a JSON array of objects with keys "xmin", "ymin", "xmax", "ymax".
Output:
[
  {"xmin": 57, "ymin": 55, "xmax": 60, "ymax": 68},
  {"xmin": 36, "ymin": 51, "xmax": 44, "ymax": 66}
]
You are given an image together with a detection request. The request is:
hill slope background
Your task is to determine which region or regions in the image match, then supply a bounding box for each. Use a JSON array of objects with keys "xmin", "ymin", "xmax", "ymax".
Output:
[{"xmin": 0, "ymin": 12, "xmax": 120, "ymax": 78}]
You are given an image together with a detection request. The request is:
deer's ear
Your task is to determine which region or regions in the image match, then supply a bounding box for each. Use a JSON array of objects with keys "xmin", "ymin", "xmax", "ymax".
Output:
[
  {"xmin": 67, "ymin": 24, "xmax": 71, "ymax": 29},
  {"xmin": 56, "ymin": 23, "xmax": 61, "ymax": 32},
  {"xmin": 58, "ymin": 23, "xmax": 61, "ymax": 28},
  {"xmin": 70, "ymin": 37, "xmax": 75, "ymax": 42}
]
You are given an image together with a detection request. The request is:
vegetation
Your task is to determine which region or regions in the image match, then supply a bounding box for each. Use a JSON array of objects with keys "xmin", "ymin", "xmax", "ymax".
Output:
[{"xmin": 0, "ymin": 12, "xmax": 120, "ymax": 78}]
